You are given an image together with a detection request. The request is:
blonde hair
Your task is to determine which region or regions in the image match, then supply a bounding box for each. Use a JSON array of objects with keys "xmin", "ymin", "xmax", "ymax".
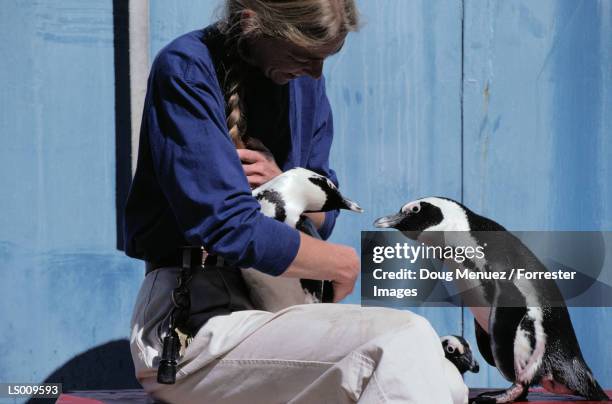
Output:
[{"xmin": 218, "ymin": 0, "xmax": 360, "ymax": 148}]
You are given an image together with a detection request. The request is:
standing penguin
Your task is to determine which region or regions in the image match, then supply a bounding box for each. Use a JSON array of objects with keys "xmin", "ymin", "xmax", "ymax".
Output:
[
  {"xmin": 374, "ymin": 197, "xmax": 609, "ymax": 403},
  {"xmin": 242, "ymin": 167, "xmax": 363, "ymax": 312}
]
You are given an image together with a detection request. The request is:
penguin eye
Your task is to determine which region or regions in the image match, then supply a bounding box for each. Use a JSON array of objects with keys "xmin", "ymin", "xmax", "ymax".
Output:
[
  {"xmin": 446, "ymin": 345, "xmax": 455, "ymax": 354},
  {"xmin": 411, "ymin": 205, "xmax": 421, "ymax": 213}
]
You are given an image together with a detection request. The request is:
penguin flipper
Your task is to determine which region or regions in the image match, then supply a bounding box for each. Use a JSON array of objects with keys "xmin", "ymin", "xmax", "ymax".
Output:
[{"xmin": 474, "ymin": 319, "xmax": 496, "ymax": 367}]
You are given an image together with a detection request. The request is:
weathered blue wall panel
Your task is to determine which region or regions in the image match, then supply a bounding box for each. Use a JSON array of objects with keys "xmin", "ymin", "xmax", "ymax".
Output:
[
  {"xmin": 321, "ymin": 0, "xmax": 463, "ymax": 332},
  {"xmin": 0, "ymin": 0, "xmax": 143, "ymax": 395},
  {"xmin": 462, "ymin": 0, "xmax": 612, "ymax": 388},
  {"xmin": 150, "ymin": 0, "xmax": 221, "ymax": 57},
  {"xmin": 1, "ymin": 0, "xmax": 609, "ymax": 395}
]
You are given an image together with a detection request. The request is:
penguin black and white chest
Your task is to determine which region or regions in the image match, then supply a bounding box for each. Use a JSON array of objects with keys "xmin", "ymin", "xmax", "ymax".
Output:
[
  {"xmin": 375, "ymin": 197, "xmax": 608, "ymax": 403},
  {"xmin": 241, "ymin": 167, "xmax": 363, "ymax": 312}
]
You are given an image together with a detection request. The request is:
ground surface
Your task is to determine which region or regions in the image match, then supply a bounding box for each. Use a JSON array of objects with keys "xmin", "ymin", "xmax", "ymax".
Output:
[{"xmin": 56, "ymin": 388, "xmax": 612, "ymax": 403}]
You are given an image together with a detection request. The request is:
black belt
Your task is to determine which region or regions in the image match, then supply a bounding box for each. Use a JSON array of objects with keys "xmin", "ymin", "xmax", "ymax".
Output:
[{"xmin": 145, "ymin": 247, "xmax": 225, "ymax": 276}]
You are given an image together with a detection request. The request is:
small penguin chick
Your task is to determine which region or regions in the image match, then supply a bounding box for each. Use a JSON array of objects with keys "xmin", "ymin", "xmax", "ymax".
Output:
[
  {"xmin": 253, "ymin": 167, "xmax": 363, "ymax": 226},
  {"xmin": 441, "ymin": 335, "xmax": 480, "ymax": 375}
]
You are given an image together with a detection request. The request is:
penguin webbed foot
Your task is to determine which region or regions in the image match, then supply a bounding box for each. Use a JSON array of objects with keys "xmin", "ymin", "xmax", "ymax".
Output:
[{"xmin": 470, "ymin": 384, "xmax": 527, "ymax": 403}]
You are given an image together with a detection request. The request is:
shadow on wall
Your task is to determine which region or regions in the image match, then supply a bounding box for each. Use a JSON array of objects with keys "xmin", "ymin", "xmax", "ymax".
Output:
[
  {"xmin": 113, "ymin": 0, "xmax": 134, "ymax": 252},
  {"xmin": 27, "ymin": 339, "xmax": 140, "ymax": 404}
]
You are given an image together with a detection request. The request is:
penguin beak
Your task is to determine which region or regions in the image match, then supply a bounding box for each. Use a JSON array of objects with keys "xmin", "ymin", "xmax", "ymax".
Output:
[
  {"xmin": 373, "ymin": 212, "xmax": 406, "ymax": 228},
  {"xmin": 469, "ymin": 356, "xmax": 479, "ymax": 373},
  {"xmin": 454, "ymin": 354, "xmax": 479, "ymax": 374},
  {"xmin": 342, "ymin": 198, "xmax": 364, "ymax": 213}
]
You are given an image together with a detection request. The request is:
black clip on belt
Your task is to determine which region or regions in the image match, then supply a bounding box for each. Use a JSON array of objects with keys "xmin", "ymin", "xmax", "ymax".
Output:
[
  {"xmin": 156, "ymin": 246, "xmax": 223, "ymax": 385},
  {"xmin": 145, "ymin": 247, "xmax": 225, "ymax": 276}
]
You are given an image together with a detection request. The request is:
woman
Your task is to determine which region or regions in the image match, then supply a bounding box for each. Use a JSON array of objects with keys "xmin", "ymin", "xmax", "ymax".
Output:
[{"xmin": 125, "ymin": 0, "xmax": 467, "ymax": 403}]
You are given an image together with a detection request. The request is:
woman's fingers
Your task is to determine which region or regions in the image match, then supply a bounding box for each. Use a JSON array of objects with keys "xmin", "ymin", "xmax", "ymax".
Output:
[
  {"xmin": 243, "ymin": 162, "xmax": 263, "ymax": 176},
  {"xmin": 243, "ymin": 162, "xmax": 272, "ymax": 188},
  {"xmin": 332, "ymin": 246, "xmax": 359, "ymax": 302},
  {"xmin": 246, "ymin": 175, "xmax": 266, "ymax": 188},
  {"xmin": 239, "ymin": 149, "xmax": 283, "ymax": 187},
  {"xmin": 237, "ymin": 148, "xmax": 265, "ymax": 164},
  {"xmin": 333, "ymin": 281, "xmax": 354, "ymax": 303}
]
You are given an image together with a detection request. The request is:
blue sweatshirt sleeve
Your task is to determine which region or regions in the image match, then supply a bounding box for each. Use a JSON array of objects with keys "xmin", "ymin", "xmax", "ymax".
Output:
[
  {"xmin": 145, "ymin": 51, "xmax": 300, "ymax": 276},
  {"xmin": 306, "ymin": 77, "xmax": 340, "ymax": 240}
]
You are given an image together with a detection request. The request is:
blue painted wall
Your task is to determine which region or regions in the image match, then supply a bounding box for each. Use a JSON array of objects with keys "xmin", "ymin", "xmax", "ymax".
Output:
[
  {"xmin": 461, "ymin": 0, "xmax": 612, "ymax": 388},
  {"xmin": 0, "ymin": 0, "xmax": 143, "ymax": 398},
  {"xmin": 321, "ymin": 0, "xmax": 464, "ymax": 337},
  {"xmin": 0, "ymin": 0, "xmax": 609, "ymax": 398}
]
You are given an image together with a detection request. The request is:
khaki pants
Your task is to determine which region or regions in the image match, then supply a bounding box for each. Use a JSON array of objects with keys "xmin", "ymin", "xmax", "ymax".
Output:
[{"xmin": 130, "ymin": 267, "xmax": 468, "ymax": 404}]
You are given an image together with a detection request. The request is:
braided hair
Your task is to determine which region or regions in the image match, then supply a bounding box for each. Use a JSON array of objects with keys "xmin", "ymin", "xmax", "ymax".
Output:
[{"xmin": 217, "ymin": 0, "xmax": 360, "ymax": 149}]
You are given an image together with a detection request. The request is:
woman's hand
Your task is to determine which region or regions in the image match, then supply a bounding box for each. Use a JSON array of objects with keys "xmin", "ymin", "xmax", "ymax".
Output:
[
  {"xmin": 328, "ymin": 244, "xmax": 360, "ymax": 302},
  {"xmin": 282, "ymin": 233, "xmax": 360, "ymax": 303},
  {"xmin": 238, "ymin": 148, "xmax": 282, "ymax": 188}
]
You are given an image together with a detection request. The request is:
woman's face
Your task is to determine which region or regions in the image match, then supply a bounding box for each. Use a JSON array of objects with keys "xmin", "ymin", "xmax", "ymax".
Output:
[{"xmin": 245, "ymin": 34, "xmax": 346, "ymax": 84}]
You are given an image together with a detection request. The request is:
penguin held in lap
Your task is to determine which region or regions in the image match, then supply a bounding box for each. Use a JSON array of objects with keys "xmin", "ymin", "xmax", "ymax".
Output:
[{"xmin": 242, "ymin": 167, "xmax": 363, "ymax": 312}]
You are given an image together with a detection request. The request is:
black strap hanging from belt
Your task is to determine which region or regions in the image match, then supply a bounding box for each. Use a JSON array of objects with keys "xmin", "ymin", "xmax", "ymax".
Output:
[{"xmin": 156, "ymin": 246, "xmax": 214, "ymax": 384}]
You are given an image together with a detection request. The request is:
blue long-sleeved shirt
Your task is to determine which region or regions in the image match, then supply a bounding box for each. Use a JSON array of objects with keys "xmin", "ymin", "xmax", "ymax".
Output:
[{"xmin": 123, "ymin": 26, "xmax": 340, "ymax": 276}]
